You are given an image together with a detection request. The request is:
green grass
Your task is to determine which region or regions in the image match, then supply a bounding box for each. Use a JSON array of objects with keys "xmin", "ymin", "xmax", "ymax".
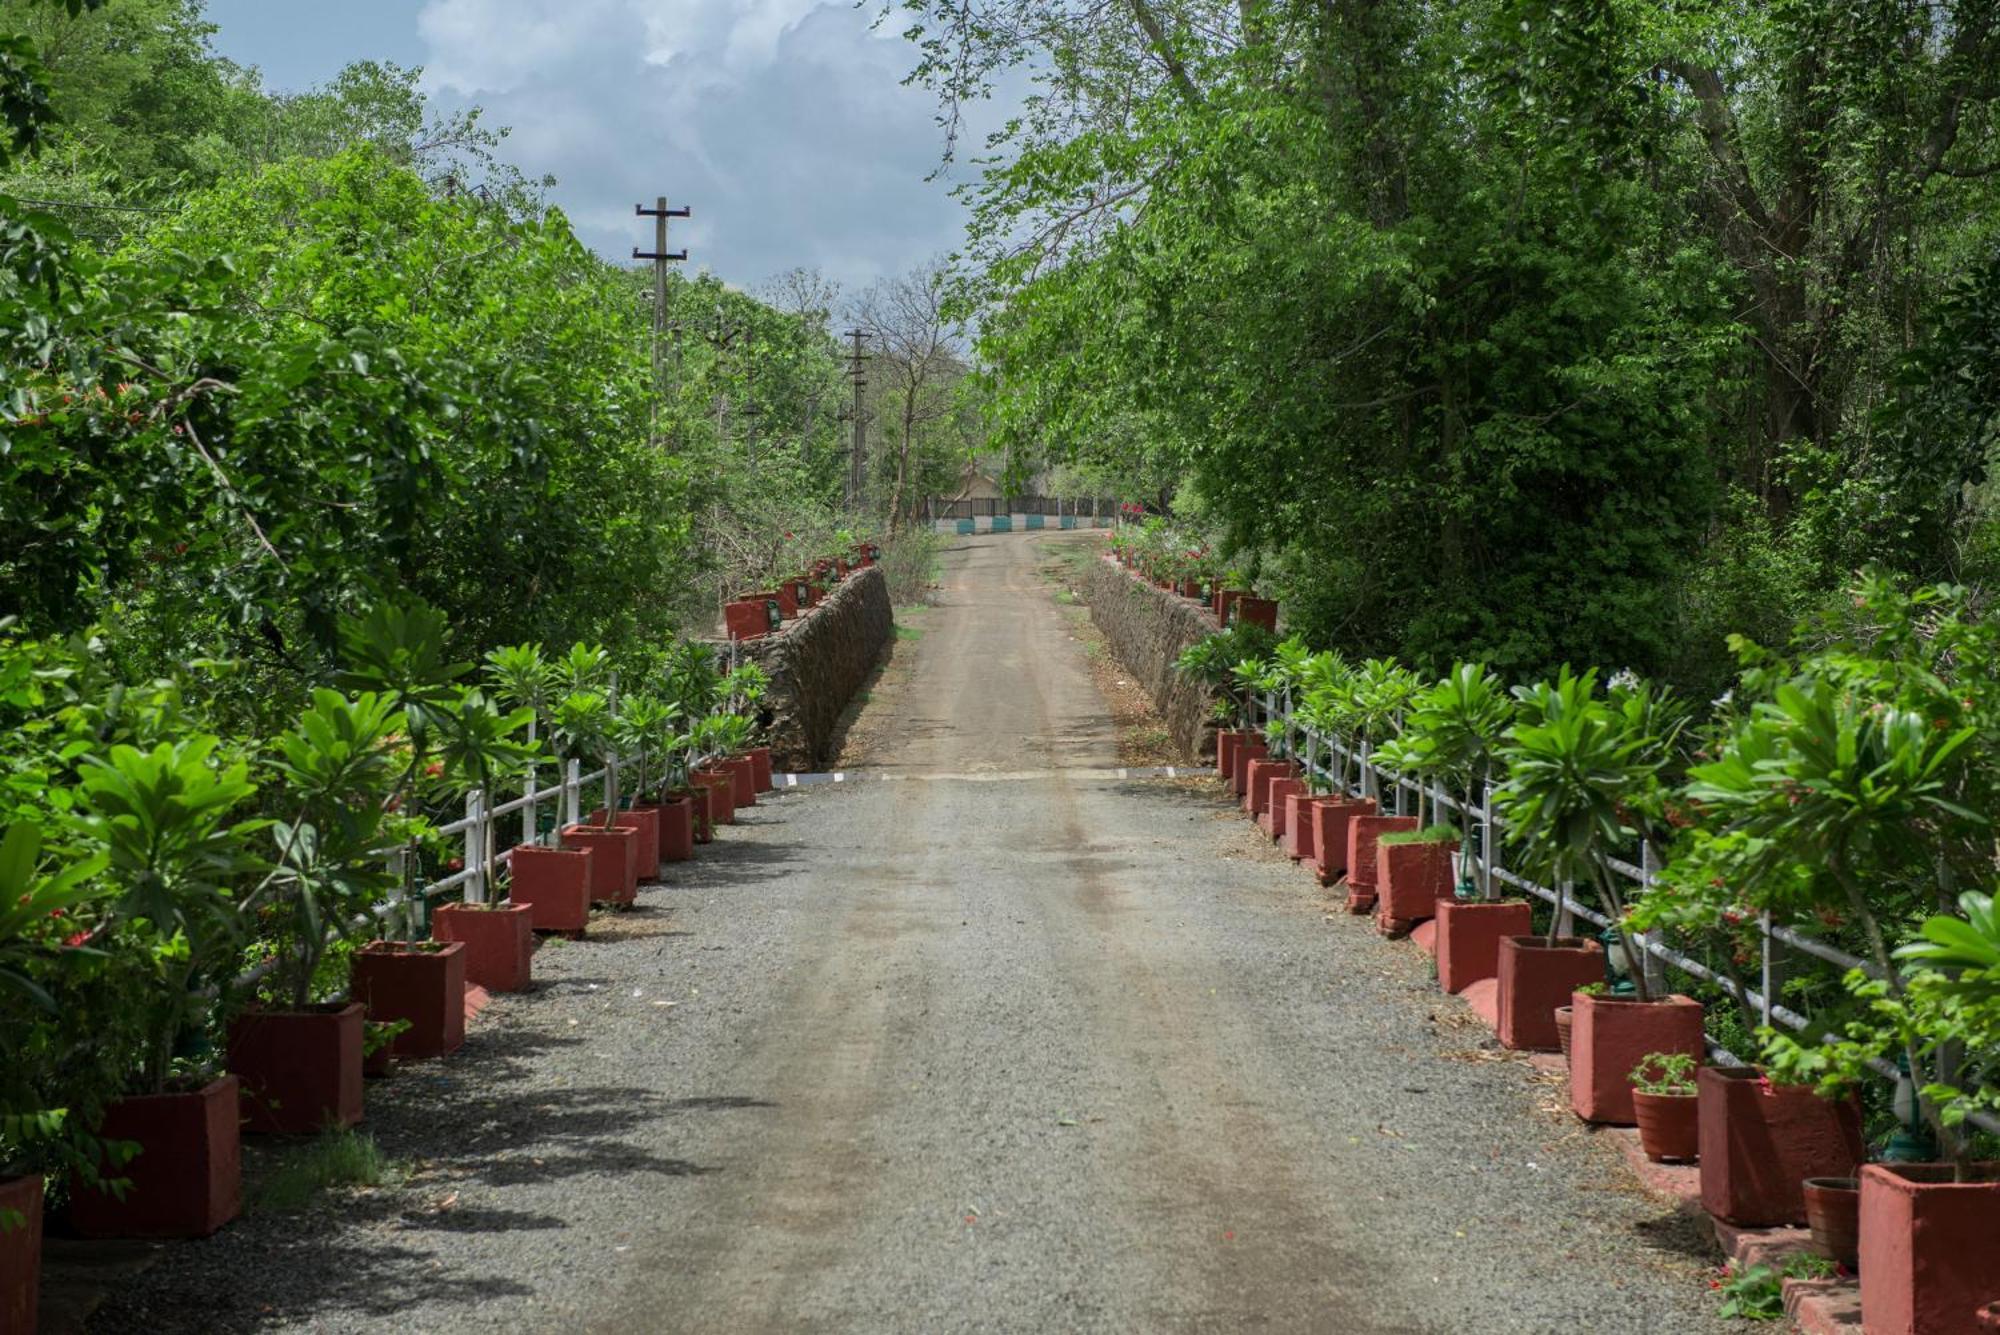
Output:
[
  {"xmin": 252, "ymin": 1127, "xmax": 396, "ymax": 1213},
  {"xmin": 1053, "ymin": 589, "xmax": 1078, "ymax": 605},
  {"xmin": 894, "ymin": 623, "xmax": 924, "ymax": 641},
  {"xmin": 1376, "ymin": 823, "xmax": 1462, "ymax": 845}
]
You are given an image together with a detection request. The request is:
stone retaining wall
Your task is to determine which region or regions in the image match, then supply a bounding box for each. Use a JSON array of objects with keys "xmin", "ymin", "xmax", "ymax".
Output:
[
  {"xmin": 1076, "ymin": 555, "xmax": 1218, "ymax": 761},
  {"xmin": 738, "ymin": 566, "xmax": 893, "ymax": 771}
]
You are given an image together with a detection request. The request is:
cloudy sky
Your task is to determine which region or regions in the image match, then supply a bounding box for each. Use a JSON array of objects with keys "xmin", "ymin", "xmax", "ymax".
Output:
[{"xmin": 203, "ymin": 0, "xmax": 999, "ymax": 293}]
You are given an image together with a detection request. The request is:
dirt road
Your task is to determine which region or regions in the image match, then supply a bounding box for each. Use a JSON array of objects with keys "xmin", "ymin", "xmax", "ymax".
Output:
[{"xmin": 94, "ymin": 533, "xmax": 1727, "ymax": 1335}]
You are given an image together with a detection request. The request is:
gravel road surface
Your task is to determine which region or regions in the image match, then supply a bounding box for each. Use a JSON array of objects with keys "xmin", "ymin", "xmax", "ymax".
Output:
[{"xmin": 91, "ymin": 533, "xmax": 1730, "ymax": 1334}]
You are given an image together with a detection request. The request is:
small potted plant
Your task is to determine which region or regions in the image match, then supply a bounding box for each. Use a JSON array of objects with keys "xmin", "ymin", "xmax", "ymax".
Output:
[
  {"xmin": 553, "ymin": 688, "xmax": 639, "ymax": 906},
  {"xmin": 1630, "ymin": 1052, "xmax": 1700, "ymax": 1163},
  {"xmin": 486, "ymin": 644, "xmax": 594, "ymax": 932}
]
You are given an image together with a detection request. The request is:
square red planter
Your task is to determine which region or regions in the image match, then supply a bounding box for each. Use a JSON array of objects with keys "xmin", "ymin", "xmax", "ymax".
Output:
[
  {"xmin": 1376, "ymin": 838, "xmax": 1457, "ymax": 931},
  {"xmin": 562, "ymin": 823, "xmax": 639, "ymax": 904},
  {"xmin": 1231, "ymin": 595, "xmax": 1278, "ymax": 631},
  {"xmin": 1495, "ymin": 936, "xmax": 1604, "ymax": 1052},
  {"xmin": 433, "ymin": 901, "xmax": 534, "ymax": 993},
  {"xmin": 746, "ymin": 746, "xmax": 774, "ymax": 792},
  {"xmin": 1259, "ymin": 776, "xmax": 1304, "ymax": 837},
  {"xmin": 69, "ymin": 1076, "xmax": 242, "ymax": 1238},
  {"xmin": 1217, "ymin": 730, "xmax": 1247, "ymax": 779},
  {"xmin": 1283, "ymin": 791, "xmax": 1322, "ymax": 861},
  {"xmin": 1697, "ymin": 1065, "xmax": 1864, "ymax": 1226},
  {"xmin": 1242, "ymin": 758, "xmax": 1286, "ymax": 815},
  {"xmin": 1310, "ymin": 797, "xmax": 1377, "ymax": 884},
  {"xmin": 350, "ymin": 940, "xmax": 468, "ymax": 1059},
  {"xmin": 653, "ymin": 797, "xmax": 695, "ymax": 862},
  {"xmin": 1230, "ymin": 739, "xmax": 1269, "ymax": 797},
  {"xmin": 1344, "ymin": 814, "xmax": 1418, "ymax": 909},
  {"xmin": 590, "ymin": 805, "xmax": 661, "ymax": 882},
  {"xmin": 1859, "ymin": 1162, "xmax": 2000, "ymax": 1335},
  {"xmin": 1435, "ymin": 899, "xmax": 1533, "ymax": 993},
  {"xmin": 724, "ymin": 756, "xmax": 757, "ymax": 808},
  {"xmin": 507, "ymin": 844, "xmax": 591, "ymax": 932},
  {"xmin": 1568, "ymin": 993, "xmax": 1705, "ymax": 1125},
  {"xmin": 692, "ymin": 769, "xmax": 736, "ymax": 827},
  {"xmin": 226, "ymin": 1003, "xmax": 365, "ymax": 1135},
  {"xmin": 1, "ymin": 1174, "xmax": 43, "ymax": 1333}
]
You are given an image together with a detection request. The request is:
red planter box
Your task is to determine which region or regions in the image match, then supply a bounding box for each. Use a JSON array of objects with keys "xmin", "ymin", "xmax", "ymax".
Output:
[
  {"xmin": 1245, "ymin": 759, "xmax": 1297, "ymax": 817},
  {"xmin": 1230, "ymin": 739, "xmax": 1268, "ymax": 798},
  {"xmin": 1569, "ymin": 993, "xmax": 1705, "ymax": 1125},
  {"xmin": 1231, "ymin": 595, "xmax": 1278, "ymax": 631},
  {"xmin": 69, "ymin": 1076, "xmax": 241, "ymax": 1238},
  {"xmin": 590, "ymin": 806, "xmax": 661, "ymax": 882},
  {"xmin": 655, "ymin": 796, "xmax": 695, "ymax": 862},
  {"xmin": 1261, "ymin": 778, "xmax": 1303, "ymax": 840},
  {"xmin": 1495, "ymin": 936, "xmax": 1604, "ymax": 1052},
  {"xmin": 1, "ymin": 1174, "xmax": 43, "ymax": 1333},
  {"xmin": 433, "ymin": 901, "xmax": 534, "ymax": 993},
  {"xmin": 1344, "ymin": 814, "xmax": 1418, "ymax": 906},
  {"xmin": 350, "ymin": 940, "xmax": 468, "ymax": 1059},
  {"xmin": 723, "ymin": 598, "xmax": 775, "ymax": 641},
  {"xmin": 724, "ymin": 756, "xmax": 757, "ymax": 808},
  {"xmin": 746, "ymin": 746, "xmax": 774, "ymax": 792},
  {"xmin": 1697, "ymin": 1065, "xmax": 1864, "ymax": 1226},
  {"xmin": 1859, "ymin": 1162, "xmax": 2000, "ymax": 1335},
  {"xmin": 507, "ymin": 843, "xmax": 591, "ymax": 932},
  {"xmin": 561, "ymin": 822, "xmax": 639, "ymax": 904},
  {"xmin": 1377, "ymin": 838, "xmax": 1457, "ymax": 930},
  {"xmin": 1216, "ymin": 730, "xmax": 1246, "ymax": 780},
  {"xmin": 692, "ymin": 769, "xmax": 735, "ymax": 827},
  {"xmin": 1310, "ymin": 797, "xmax": 1377, "ymax": 884},
  {"xmin": 1435, "ymin": 898, "xmax": 1533, "ymax": 993},
  {"xmin": 1283, "ymin": 792, "xmax": 1322, "ymax": 861},
  {"xmin": 226, "ymin": 1003, "xmax": 365, "ymax": 1135}
]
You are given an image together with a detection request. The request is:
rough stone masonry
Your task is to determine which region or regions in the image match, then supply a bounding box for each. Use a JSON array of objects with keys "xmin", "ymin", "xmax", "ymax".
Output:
[
  {"xmin": 1076, "ymin": 554, "xmax": 1219, "ymax": 761},
  {"xmin": 738, "ymin": 565, "xmax": 894, "ymax": 771}
]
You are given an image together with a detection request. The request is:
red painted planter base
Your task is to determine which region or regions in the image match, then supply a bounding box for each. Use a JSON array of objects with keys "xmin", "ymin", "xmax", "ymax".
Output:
[
  {"xmin": 1697, "ymin": 1065, "xmax": 1864, "ymax": 1227},
  {"xmin": 1217, "ymin": 730, "xmax": 1246, "ymax": 779},
  {"xmin": 507, "ymin": 844, "xmax": 591, "ymax": 933},
  {"xmin": 561, "ymin": 823, "xmax": 640, "ymax": 905},
  {"xmin": 1570, "ymin": 992, "xmax": 1705, "ymax": 1125},
  {"xmin": 433, "ymin": 901, "xmax": 534, "ymax": 993},
  {"xmin": 1, "ymin": 1174, "xmax": 43, "ymax": 1333},
  {"xmin": 1377, "ymin": 838, "xmax": 1457, "ymax": 931},
  {"xmin": 692, "ymin": 770, "xmax": 735, "ymax": 827},
  {"xmin": 590, "ymin": 806, "xmax": 661, "ymax": 883},
  {"xmin": 227, "ymin": 1003, "xmax": 365, "ymax": 1135},
  {"xmin": 68, "ymin": 1076, "xmax": 242, "ymax": 1238},
  {"xmin": 724, "ymin": 756, "xmax": 757, "ymax": 808},
  {"xmin": 1345, "ymin": 814, "xmax": 1417, "ymax": 903},
  {"xmin": 1858, "ymin": 1162, "xmax": 2000, "ymax": 1334},
  {"xmin": 1311, "ymin": 797, "xmax": 1377, "ymax": 885},
  {"xmin": 1230, "ymin": 740, "xmax": 1268, "ymax": 798},
  {"xmin": 350, "ymin": 940, "xmax": 468, "ymax": 1059},
  {"xmin": 746, "ymin": 746, "xmax": 774, "ymax": 792},
  {"xmin": 1260, "ymin": 778, "xmax": 1305, "ymax": 839},
  {"xmin": 1242, "ymin": 758, "xmax": 1287, "ymax": 815},
  {"xmin": 1435, "ymin": 899, "xmax": 1534, "ymax": 994},
  {"xmin": 656, "ymin": 796, "xmax": 696, "ymax": 862},
  {"xmin": 1494, "ymin": 936, "xmax": 1603, "ymax": 1052}
]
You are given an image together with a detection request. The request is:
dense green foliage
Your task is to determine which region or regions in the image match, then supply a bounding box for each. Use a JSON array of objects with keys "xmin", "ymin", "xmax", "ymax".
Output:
[{"xmin": 898, "ymin": 0, "xmax": 2000, "ymax": 693}]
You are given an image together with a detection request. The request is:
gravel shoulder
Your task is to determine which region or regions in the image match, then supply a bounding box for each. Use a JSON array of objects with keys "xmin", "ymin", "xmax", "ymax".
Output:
[{"xmin": 89, "ymin": 531, "xmax": 1730, "ymax": 1335}]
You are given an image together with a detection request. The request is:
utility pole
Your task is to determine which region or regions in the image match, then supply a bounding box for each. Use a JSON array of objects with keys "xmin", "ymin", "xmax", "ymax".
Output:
[
  {"xmin": 844, "ymin": 328, "xmax": 871, "ymax": 510},
  {"xmin": 634, "ymin": 196, "xmax": 690, "ymax": 445}
]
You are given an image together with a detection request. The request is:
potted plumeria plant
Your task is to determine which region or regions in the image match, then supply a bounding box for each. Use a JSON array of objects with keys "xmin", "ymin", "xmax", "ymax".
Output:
[
  {"xmin": 1292, "ymin": 651, "xmax": 1377, "ymax": 884},
  {"xmin": 485, "ymin": 643, "xmax": 592, "ymax": 933},
  {"xmin": 552, "ymin": 686, "xmax": 639, "ymax": 906},
  {"xmin": 1335, "ymin": 659, "xmax": 1423, "ymax": 914},
  {"xmin": 723, "ymin": 664, "xmax": 774, "ymax": 795},
  {"xmin": 1173, "ymin": 624, "xmax": 1275, "ymax": 780},
  {"xmin": 1492, "ymin": 668, "xmax": 1705, "ymax": 1091},
  {"xmin": 430, "ymin": 688, "xmax": 541, "ymax": 994}
]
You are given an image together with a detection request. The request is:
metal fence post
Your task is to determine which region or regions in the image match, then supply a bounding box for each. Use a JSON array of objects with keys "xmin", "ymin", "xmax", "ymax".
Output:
[{"xmin": 464, "ymin": 791, "xmax": 485, "ymax": 905}]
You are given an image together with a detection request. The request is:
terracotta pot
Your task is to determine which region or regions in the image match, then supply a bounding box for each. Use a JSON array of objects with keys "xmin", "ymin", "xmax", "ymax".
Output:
[
  {"xmin": 723, "ymin": 756, "xmax": 757, "ymax": 808},
  {"xmin": 1697, "ymin": 1065, "xmax": 1864, "ymax": 1226},
  {"xmin": 1260, "ymin": 777, "xmax": 1305, "ymax": 840},
  {"xmin": 1230, "ymin": 738, "xmax": 1268, "ymax": 798},
  {"xmin": 1495, "ymin": 936, "xmax": 1604, "ymax": 1052},
  {"xmin": 1309, "ymin": 797, "xmax": 1376, "ymax": 885},
  {"xmin": 1859, "ymin": 1162, "xmax": 2000, "ymax": 1333},
  {"xmin": 1436, "ymin": 898, "xmax": 1534, "ymax": 994},
  {"xmin": 1633, "ymin": 1091, "xmax": 1700, "ymax": 1163},
  {"xmin": 1802, "ymin": 1175, "xmax": 1860, "ymax": 1269},
  {"xmin": 1376, "ymin": 838, "xmax": 1457, "ymax": 932},
  {"xmin": 1231, "ymin": 595, "xmax": 1278, "ymax": 632},
  {"xmin": 691, "ymin": 769, "xmax": 735, "ymax": 827},
  {"xmin": 561, "ymin": 822, "xmax": 639, "ymax": 904},
  {"xmin": 1283, "ymin": 791, "xmax": 1322, "ymax": 861},
  {"xmin": 657, "ymin": 796, "xmax": 695, "ymax": 862},
  {"xmin": 1216, "ymin": 730, "xmax": 1245, "ymax": 780},
  {"xmin": 433, "ymin": 901, "xmax": 534, "ymax": 993},
  {"xmin": 68, "ymin": 1076, "xmax": 241, "ymax": 1238},
  {"xmin": 746, "ymin": 746, "xmax": 774, "ymax": 793},
  {"xmin": 507, "ymin": 844, "xmax": 591, "ymax": 933},
  {"xmin": 1, "ymin": 1174, "xmax": 43, "ymax": 1333},
  {"xmin": 226, "ymin": 1002, "xmax": 365, "ymax": 1135},
  {"xmin": 1554, "ymin": 1005, "xmax": 1575, "ymax": 1063},
  {"xmin": 350, "ymin": 940, "xmax": 468, "ymax": 1059},
  {"xmin": 1570, "ymin": 992, "xmax": 1705, "ymax": 1125},
  {"xmin": 590, "ymin": 805, "xmax": 661, "ymax": 882},
  {"xmin": 1344, "ymin": 814, "xmax": 1418, "ymax": 909}
]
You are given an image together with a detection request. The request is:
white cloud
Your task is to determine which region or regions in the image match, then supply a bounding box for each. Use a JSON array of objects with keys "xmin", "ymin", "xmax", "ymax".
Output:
[{"xmin": 410, "ymin": 0, "xmax": 998, "ymax": 290}]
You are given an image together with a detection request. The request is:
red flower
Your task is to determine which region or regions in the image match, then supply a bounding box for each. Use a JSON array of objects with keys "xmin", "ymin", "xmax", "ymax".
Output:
[
  {"xmin": 446, "ymin": 857, "xmax": 464, "ymax": 872},
  {"xmin": 63, "ymin": 929, "xmax": 90, "ymax": 948}
]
